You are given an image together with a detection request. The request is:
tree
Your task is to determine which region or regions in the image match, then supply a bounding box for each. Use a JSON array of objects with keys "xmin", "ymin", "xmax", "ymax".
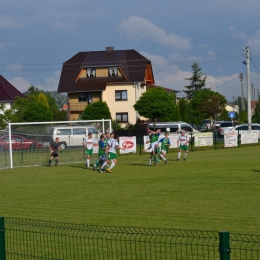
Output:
[
  {"xmin": 46, "ymin": 91, "xmax": 68, "ymax": 108},
  {"xmin": 81, "ymin": 101, "xmax": 112, "ymax": 120},
  {"xmin": 219, "ymin": 109, "xmax": 229, "ymax": 121},
  {"xmin": 133, "ymin": 87, "xmax": 177, "ymax": 122},
  {"xmin": 10, "ymin": 96, "xmax": 53, "ymax": 123},
  {"xmin": 239, "ymin": 110, "xmax": 248, "ymax": 123},
  {"xmin": 12, "ymin": 86, "xmax": 67, "ymax": 122},
  {"xmin": 190, "ymin": 89, "xmax": 226, "ymax": 123},
  {"xmin": 38, "ymin": 93, "xmax": 49, "ymax": 108},
  {"xmin": 184, "ymin": 62, "xmax": 207, "ymax": 99},
  {"xmin": 252, "ymin": 97, "xmax": 260, "ymax": 123},
  {"xmin": 22, "ymin": 102, "xmax": 53, "ymax": 122},
  {"xmin": 178, "ymin": 98, "xmax": 190, "ymax": 122}
]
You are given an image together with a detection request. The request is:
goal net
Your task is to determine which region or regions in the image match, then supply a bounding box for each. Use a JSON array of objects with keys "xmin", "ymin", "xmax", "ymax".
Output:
[{"xmin": 0, "ymin": 119, "xmax": 112, "ymax": 169}]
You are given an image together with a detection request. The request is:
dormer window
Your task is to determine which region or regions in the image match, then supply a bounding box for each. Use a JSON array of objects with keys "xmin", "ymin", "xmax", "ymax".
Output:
[
  {"xmin": 108, "ymin": 67, "xmax": 118, "ymax": 77},
  {"xmin": 87, "ymin": 68, "xmax": 96, "ymax": 78}
]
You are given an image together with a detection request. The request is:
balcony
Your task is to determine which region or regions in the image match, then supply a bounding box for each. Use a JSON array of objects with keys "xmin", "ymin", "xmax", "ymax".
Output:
[{"xmin": 69, "ymin": 102, "xmax": 87, "ymax": 111}]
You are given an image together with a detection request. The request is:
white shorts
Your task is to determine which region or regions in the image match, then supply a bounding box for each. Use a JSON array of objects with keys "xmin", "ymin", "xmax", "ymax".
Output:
[{"xmin": 151, "ymin": 141, "xmax": 159, "ymax": 151}]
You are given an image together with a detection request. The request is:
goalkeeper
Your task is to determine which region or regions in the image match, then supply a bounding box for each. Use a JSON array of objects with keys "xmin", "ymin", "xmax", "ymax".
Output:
[{"xmin": 47, "ymin": 137, "xmax": 61, "ymax": 167}]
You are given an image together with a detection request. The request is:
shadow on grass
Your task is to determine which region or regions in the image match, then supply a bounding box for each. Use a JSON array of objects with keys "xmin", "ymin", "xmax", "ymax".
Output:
[{"xmin": 252, "ymin": 169, "xmax": 260, "ymax": 173}]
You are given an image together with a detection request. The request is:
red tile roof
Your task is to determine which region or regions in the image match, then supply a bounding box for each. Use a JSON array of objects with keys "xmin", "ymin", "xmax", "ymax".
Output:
[
  {"xmin": 0, "ymin": 75, "xmax": 26, "ymax": 102},
  {"xmin": 57, "ymin": 49, "xmax": 153, "ymax": 93}
]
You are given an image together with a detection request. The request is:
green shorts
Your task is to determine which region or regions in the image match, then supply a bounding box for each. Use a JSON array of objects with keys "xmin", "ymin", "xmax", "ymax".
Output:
[
  {"xmin": 108, "ymin": 152, "xmax": 117, "ymax": 160},
  {"xmin": 86, "ymin": 148, "xmax": 93, "ymax": 156},
  {"xmin": 180, "ymin": 145, "xmax": 188, "ymax": 151}
]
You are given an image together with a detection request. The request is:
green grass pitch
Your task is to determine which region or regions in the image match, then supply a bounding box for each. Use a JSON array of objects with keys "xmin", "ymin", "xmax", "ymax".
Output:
[{"xmin": 1, "ymin": 146, "xmax": 260, "ymax": 234}]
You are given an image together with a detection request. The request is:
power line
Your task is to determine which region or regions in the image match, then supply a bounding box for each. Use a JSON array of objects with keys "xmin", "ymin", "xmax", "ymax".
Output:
[{"xmin": 214, "ymin": 76, "xmax": 240, "ymax": 89}]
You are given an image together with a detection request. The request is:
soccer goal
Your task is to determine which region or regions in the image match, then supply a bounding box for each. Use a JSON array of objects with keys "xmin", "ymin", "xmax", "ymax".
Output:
[{"xmin": 1, "ymin": 119, "xmax": 112, "ymax": 169}]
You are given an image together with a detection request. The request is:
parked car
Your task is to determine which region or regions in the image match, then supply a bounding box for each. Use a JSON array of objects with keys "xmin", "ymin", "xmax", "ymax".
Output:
[
  {"xmin": 218, "ymin": 121, "xmax": 235, "ymax": 137},
  {"xmin": 0, "ymin": 134, "xmax": 42, "ymax": 150},
  {"xmin": 50, "ymin": 126, "xmax": 97, "ymax": 149},
  {"xmin": 229, "ymin": 123, "xmax": 260, "ymax": 138},
  {"xmin": 212, "ymin": 120, "xmax": 223, "ymax": 130},
  {"xmin": 147, "ymin": 121, "xmax": 200, "ymax": 134},
  {"xmin": 201, "ymin": 119, "xmax": 212, "ymax": 130},
  {"xmin": 199, "ymin": 123, "xmax": 209, "ymax": 132}
]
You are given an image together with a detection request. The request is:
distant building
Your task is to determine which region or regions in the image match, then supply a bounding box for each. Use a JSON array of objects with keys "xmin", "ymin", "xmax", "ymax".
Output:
[
  {"xmin": 0, "ymin": 75, "xmax": 26, "ymax": 113},
  {"xmin": 225, "ymin": 102, "xmax": 239, "ymax": 114},
  {"xmin": 57, "ymin": 47, "xmax": 179, "ymax": 124}
]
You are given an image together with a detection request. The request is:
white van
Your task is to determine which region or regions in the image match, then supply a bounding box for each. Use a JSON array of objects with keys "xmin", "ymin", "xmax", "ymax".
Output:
[
  {"xmin": 51, "ymin": 126, "xmax": 97, "ymax": 149},
  {"xmin": 147, "ymin": 121, "xmax": 199, "ymax": 134}
]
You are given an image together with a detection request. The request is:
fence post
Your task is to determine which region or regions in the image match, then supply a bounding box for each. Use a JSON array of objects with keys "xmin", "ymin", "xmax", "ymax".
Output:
[
  {"xmin": 219, "ymin": 231, "xmax": 230, "ymax": 260},
  {"xmin": 0, "ymin": 217, "xmax": 6, "ymax": 260}
]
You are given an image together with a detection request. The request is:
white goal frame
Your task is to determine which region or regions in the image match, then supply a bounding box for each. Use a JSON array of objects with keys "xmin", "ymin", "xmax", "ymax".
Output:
[{"xmin": 6, "ymin": 119, "xmax": 112, "ymax": 169}]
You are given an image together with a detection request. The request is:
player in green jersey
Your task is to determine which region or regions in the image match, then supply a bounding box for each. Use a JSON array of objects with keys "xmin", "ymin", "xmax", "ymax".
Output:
[
  {"xmin": 93, "ymin": 131, "xmax": 110, "ymax": 168},
  {"xmin": 93, "ymin": 134, "xmax": 107, "ymax": 171},
  {"xmin": 158, "ymin": 132, "xmax": 171, "ymax": 164}
]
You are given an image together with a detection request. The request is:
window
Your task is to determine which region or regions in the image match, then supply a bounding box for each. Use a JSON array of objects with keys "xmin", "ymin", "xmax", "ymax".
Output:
[
  {"xmin": 14, "ymin": 136, "xmax": 23, "ymax": 142},
  {"xmin": 78, "ymin": 92, "xmax": 92, "ymax": 103},
  {"xmin": 87, "ymin": 68, "xmax": 96, "ymax": 78},
  {"xmin": 116, "ymin": 113, "xmax": 128, "ymax": 123},
  {"xmin": 115, "ymin": 90, "xmax": 127, "ymax": 101},
  {"xmin": 108, "ymin": 67, "xmax": 118, "ymax": 77},
  {"xmin": 252, "ymin": 125, "xmax": 260, "ymax": 130},
  {"xmin": 57, "ymin": 129, "xmax": 71, "ymax": 135},
  {"xmin": 181, "ymin": 124, "xmax": 192, "ymax": 132},
  {"xmin": 73, "ymin": 128, "xmax": 86, "ymax": 135}
]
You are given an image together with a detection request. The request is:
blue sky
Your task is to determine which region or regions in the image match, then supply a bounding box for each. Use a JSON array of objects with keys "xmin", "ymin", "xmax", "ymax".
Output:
[{"xmin": 1, "ymin": 0, "xmax": 260, "ymax": 102}]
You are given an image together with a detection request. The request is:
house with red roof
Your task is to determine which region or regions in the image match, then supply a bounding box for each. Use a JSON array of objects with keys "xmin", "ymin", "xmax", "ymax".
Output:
[
  {"xmin": 57, "ymin": 47, "xmax": 178, "ymax": 124},
  {"xmin": 0, "ymin": 75, "xmax": 26, "ymax": 112}
]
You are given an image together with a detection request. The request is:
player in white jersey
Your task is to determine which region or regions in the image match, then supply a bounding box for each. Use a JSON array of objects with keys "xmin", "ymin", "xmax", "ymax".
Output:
[
  {"xmin": 177, "ymin": 130, "xmax": 190, "ymax": 161},
  {"xmin": 100, "ymin": 133, "xmax": 125, "ymax": 173},
  {"xmin": 82, "ymin": 133, "xmax": 94, "ymax": 168}
]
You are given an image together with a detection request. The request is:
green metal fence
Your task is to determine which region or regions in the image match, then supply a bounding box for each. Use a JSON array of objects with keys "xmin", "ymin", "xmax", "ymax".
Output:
[{"xmin": 0, "ymin": 217, "xmax": 260, "ymax": 259}]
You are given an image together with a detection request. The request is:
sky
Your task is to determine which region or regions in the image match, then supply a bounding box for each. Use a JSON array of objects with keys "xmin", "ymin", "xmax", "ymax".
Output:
[{"xmin": 1, "ymin": 0, "xmax": 260, "ymax": 102}]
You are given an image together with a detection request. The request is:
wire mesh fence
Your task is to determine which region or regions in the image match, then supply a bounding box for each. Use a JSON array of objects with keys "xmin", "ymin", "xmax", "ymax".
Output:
[
  {"xmin": 2, "ymin": 217, "xmax": 260, "ymax": 259},
  {"xmin": 2, "ymin": 217, "xmax": 220, "ymax": 260}
]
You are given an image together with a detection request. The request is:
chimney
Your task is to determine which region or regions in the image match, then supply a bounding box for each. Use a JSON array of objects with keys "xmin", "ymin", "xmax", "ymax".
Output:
[{"xmin": 106, "ymin": 46, "xmax": 114, "ymax": 53}]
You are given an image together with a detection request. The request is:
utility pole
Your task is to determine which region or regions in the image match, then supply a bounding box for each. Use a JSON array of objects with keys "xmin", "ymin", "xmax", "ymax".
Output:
[
  {"xmin": 251, "ymin": 83, "xmax": 255, "ymax": 100},
  {"xmin": 245, "ymin": 46, "xmax": 252, "ymax": 130},
  {"xmin": 239, "ymin": 73, "xmax": 245, "ymax": 111}
]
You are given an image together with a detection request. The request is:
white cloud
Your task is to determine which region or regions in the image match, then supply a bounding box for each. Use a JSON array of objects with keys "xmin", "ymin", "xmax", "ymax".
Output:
[
  {"xmin": 229, "ymin": 26, "xmax": 247, "ymax": 40},
  {"xmin": 0, "ymin": 42, "xmax": 15, "ymax": 49},
  {"xmin": 140, "ymin": 52, "xmax": 169, "ymax": 71},
  {"xmin": 117, "ymin": 16, "xmax": 191, "ymax": 50},
  {"xmin": 247, "ymin": 30, "xmax": 260, "ymax": 52},
  {"xmin": 9, "ymin": 77, "xmax": 31, "ymax": 93},
  {"xmin": 50, "ymin": 20, "xmax": 77, "ymax": 32},
  {"xmin": 36, "ymin": 70, "xmax": 61, "ymax": 92},
  {"xmin": 0, "ymin": 16, "xmax": 25, "ymax": 29},
  {"xmin": 143, "ymin": 51, "xmax": 242, "ymax": 100},
  {"xmin": 6, "ymin": 63, "xmax": 23, "ymax": 70}
]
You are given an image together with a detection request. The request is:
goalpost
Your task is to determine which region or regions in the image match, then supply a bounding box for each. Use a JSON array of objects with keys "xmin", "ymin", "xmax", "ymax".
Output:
[{"xmin": 1, "ymin": 119, "xmax": 111, "ymax": 169}]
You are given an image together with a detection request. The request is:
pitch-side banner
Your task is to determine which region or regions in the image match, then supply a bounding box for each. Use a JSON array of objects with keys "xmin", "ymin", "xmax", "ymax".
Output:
[
  {"xmin": 119, "ymin": 136, "xmax": 136, "ymax": 154},
  {"xmin": 194, "ymin": 133, "xmax": 213, "ymax": 146},
  {"xmin": 93, "ymin": 138, "xmax": 99, "ymax": 153},
  {"xmin": 241, "ymin": 130, "xmax": 258, "ymax": 144},
  {"xmin": 224, "ymin": 130, "xmax": 238, "ymax": 147}
]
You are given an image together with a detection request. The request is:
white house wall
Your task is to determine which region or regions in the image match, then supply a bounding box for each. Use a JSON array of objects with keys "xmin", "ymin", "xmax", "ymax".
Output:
[
  {"xmin": 103, "ymin": 83, "xmax": 146, "ymax": 124},
  {"xmin": 0, "ymin": 102, "xmax": 11, "ymax": 114}
]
